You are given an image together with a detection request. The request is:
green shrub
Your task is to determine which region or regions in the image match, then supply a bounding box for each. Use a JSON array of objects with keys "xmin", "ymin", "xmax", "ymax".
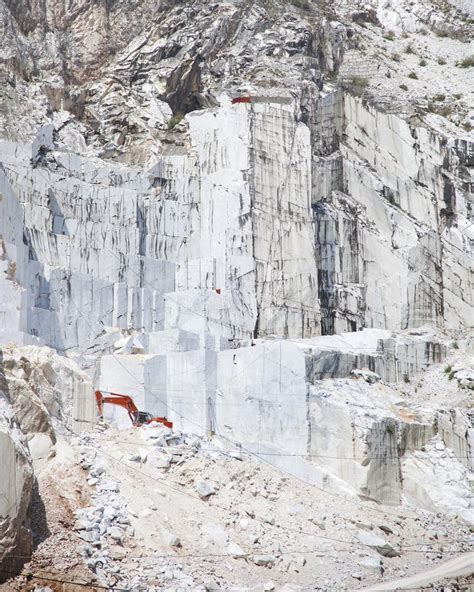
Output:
[
  {"xmin": 437, "ymin": 57, "xmax": 447, "ymax": 65},
  {"xmin": 433, "ymin": 94, "xmax": 445, "ymax": 101},
  {"xmin": 408, "ymin": 71, "xmax": 418, "ymax": 79},
  {"xmin": 419, "ymin": 58, "xmax": 427, "ymax": 66},
  {"xmin": 342, "ymin": 75, "xmax": 369, "ymax": 96},
  {"xmin": 400, "ymin": 84, "xmax": 408, "ymax": 91},
  {"xmin": 391, "ymin": 53, "xmax": 401, "ymax": 62},
  {"xmin": 405, "ymin": 43, "xmax": 414, "ymax": 54},
  {"xmin": 383, "ymin": 30, "xmax": 395, "ymax": 40},
  {"xmin": 453, "ymin": 93, "xmax": 462, "ymax": 100},
  {"xmin": 167, "ymin": 113, "xmax": 184, "ymax": 129},
  {"xmin": 452, "ymin": 341, "xmax": 459, "ymax": 349},
  {"xmin": 403, "ymin": 374, "xmax": 410, "ymax": 384},
  {"xmin": 458, "ymin": 55, "xmax": 474, "ymax": 68},
  {"xmin": 444, "ymin": 365, "xmax": 452, "ymax": 374},
  {"xmin": 427, "ymin": 102, "xmax": 453, "ymax": 117}
]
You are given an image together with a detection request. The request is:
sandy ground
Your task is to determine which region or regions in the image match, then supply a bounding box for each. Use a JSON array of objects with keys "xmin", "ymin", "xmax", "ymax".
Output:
[
  {"xmin": 0, "ymin": 441, "xmax": 103, "ymax": 592},
  {"xmin": 361, "ymin": 551, "xmax": 474, "ymax": 591},
  {"xmin": 75, "ymin": 424, "xmax": 473, "ymax": 590}
]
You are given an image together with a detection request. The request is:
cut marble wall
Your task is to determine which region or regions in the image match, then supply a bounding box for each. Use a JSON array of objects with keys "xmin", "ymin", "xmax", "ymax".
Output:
[
  {"xmin": 312, "ymin": 93, "xmax": 473, "ymax": 334},
  {"xmin": 437, "ymin": 408, "xmax": 474, "ymax": 471},
  {"xmin": 0, "ymin": 100, "xmax": 321, "ymax": 353},
  {"xmin": 153, "ymin": 330, "xmax": 448, "ymax": 501}
]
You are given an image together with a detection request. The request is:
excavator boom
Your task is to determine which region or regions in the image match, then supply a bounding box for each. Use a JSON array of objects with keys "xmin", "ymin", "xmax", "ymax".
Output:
[{"xmin": 95, "ymin": 390, "xmax": 173, "ymax": 428}]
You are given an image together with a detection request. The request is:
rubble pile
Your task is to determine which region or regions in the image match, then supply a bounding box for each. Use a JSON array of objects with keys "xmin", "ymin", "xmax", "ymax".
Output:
[{"xmin": 61, "ymin": 421, "xmax": 473, "ymax": 590}]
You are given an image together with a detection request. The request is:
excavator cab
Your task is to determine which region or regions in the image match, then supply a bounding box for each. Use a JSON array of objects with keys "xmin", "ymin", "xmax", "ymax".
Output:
[{"xmin": 133, "ymin": 411, "xmax": 154, "ymax": 426}]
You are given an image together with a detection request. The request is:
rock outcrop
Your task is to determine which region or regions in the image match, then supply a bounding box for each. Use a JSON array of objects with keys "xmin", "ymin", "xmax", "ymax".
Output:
[
  {"xmin": 0, "ymin": 345, "xmax": 94, "ymax": 457},
  {"xmin": 0, "ymin": 407, "xmax": 33, "ymax": 582}
]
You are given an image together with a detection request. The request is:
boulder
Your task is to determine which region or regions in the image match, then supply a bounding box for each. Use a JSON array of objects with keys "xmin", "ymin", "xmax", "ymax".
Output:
[
  {"xmin": 107, "ymin": 526, "xmax": 124, "ymax": 544},
  {"xmin": 227, "ymin": 542, "xmax": 246, "ymax": 558},
  {"xmin": 166, "ymin": 533, "xmax": 181, "ymax": 548},
  {"xmin": 253, "ymin": 554, "xmax": 276, "ymax": 567},
  {"xmin": 357, "ymin": 531, "xmax": 400, "ymax": 557},
  {"xmin": 196, "ymin": 480, "xmax": 217, "ymax": 499}
]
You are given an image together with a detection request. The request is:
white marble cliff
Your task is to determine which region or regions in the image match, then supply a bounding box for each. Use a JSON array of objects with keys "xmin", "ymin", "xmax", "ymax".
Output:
[{"xmin": 0, "ymin": 0, "xmax": 472, "ymax": 577}]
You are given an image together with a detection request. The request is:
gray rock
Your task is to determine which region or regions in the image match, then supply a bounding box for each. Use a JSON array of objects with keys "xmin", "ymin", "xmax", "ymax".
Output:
[
  {"xmin": 154, "ymin": 456, "xmax": 172, "ymax": 469},
  {"xmin": 309, "ymin": 517, "xmax": 326, "ymax": 530},
  {"xmin": 74, "ymin": 519, "xmax": 90, "ymax": 531},
  {"xmin": 167, "ymin": 533, "xmax": 181, "ymax": 548},
  {"xmin": 357, "ymin": 531, "xmax": 400, "ymax": 557},
  {"xmin": 253, "ymin": 554, "xmax": 276, "ymax": 567},
  {"xmin": 107, "ymin": 526, "xmax": 124, "ymax": 544},
  {"xmin": 358, "ymin": 555, "xmax": 382, "ymax": 573},
  {"xmin": 351, "ymin": 368, "xmax": 381, "ymax": 383},
  {"xmin": 227, "ymin": 542, "xmax": 246, "ymax": 558},
  {"xmin": 196, "ymin": 480, "xmax": 217, "ymax": 498}
]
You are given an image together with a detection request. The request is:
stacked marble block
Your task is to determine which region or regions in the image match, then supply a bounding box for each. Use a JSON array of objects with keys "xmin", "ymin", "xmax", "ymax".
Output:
[{"xmin": 98, "ymin": 328, "xmax": 449, "ymax": 501}]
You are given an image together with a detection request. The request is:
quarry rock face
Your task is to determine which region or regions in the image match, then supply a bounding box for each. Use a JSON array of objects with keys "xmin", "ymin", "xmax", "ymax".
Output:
[
  {"xmin": 314, "ymin": 93, "xmax": 472, "ymax": 334},
  {"xmin": 0, "ymin": 408, "xmax": 33, "ymax": 581},
  {"xmin": 0, "ymin": 0, "xmax": 473, "ymax": 586},
  {"xmin": 0, "ymin": 0, "xmax": 471, "ymax": 352},
  {"xmin": 1, "ymin": 346, "xmax": 95, "ymax": 447}
]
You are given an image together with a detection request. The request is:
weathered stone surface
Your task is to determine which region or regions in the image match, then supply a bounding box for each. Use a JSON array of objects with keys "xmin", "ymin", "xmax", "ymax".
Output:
[
  {"xmin": 357, "ymin": 531, "xmax": 400, "ymax": 558},
  {"xmin": 0, "ymin": 345, "xmax": 94, "ymax": 437},
  {"xmin": 0, "ymin": 408, "xmax": 33, "ymax": 581},
  {"xmin": 437, "ymin": 409, "xmax": 474, "ymax": 471},
  {"xmin": 196, "ymin": 480, "xmax": 217, "ymax": 499}
]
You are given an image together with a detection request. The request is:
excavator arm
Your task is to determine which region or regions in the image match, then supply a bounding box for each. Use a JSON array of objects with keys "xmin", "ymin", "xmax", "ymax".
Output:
[{"xmin": 95, "ymin": 390, "xmax": 173, "ymax": 428}]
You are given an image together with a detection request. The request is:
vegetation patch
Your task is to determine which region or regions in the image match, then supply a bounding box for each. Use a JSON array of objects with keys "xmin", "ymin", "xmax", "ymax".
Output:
[
  {"xmin": 167, "ymin": 113, "xmax": 185, "ymax": 129},
  {"xmin": 427, "ymin": 101, "xmax": 453, "ymax": 117},
  {"xmin": 458, "ymin": 55, "xmax": 474, "ymax": 68},
  {"xmin": 342, "ymin": 75, "xmax": 369, "ymax": 96},
  {"xmin": 289, "ymin": 0, "xmax": 309, "ymax": 8}
]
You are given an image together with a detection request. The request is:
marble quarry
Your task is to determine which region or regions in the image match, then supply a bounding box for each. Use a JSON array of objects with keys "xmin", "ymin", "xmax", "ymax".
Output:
[{"xmin": 0, "ymin": 0, "xmax": 472, "ymax": 579}]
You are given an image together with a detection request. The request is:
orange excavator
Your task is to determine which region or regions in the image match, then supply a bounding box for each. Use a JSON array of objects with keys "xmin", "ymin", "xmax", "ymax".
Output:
[{"xmin": 95, "ymin": 390, "xmax": 173, "ymax": 429}]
